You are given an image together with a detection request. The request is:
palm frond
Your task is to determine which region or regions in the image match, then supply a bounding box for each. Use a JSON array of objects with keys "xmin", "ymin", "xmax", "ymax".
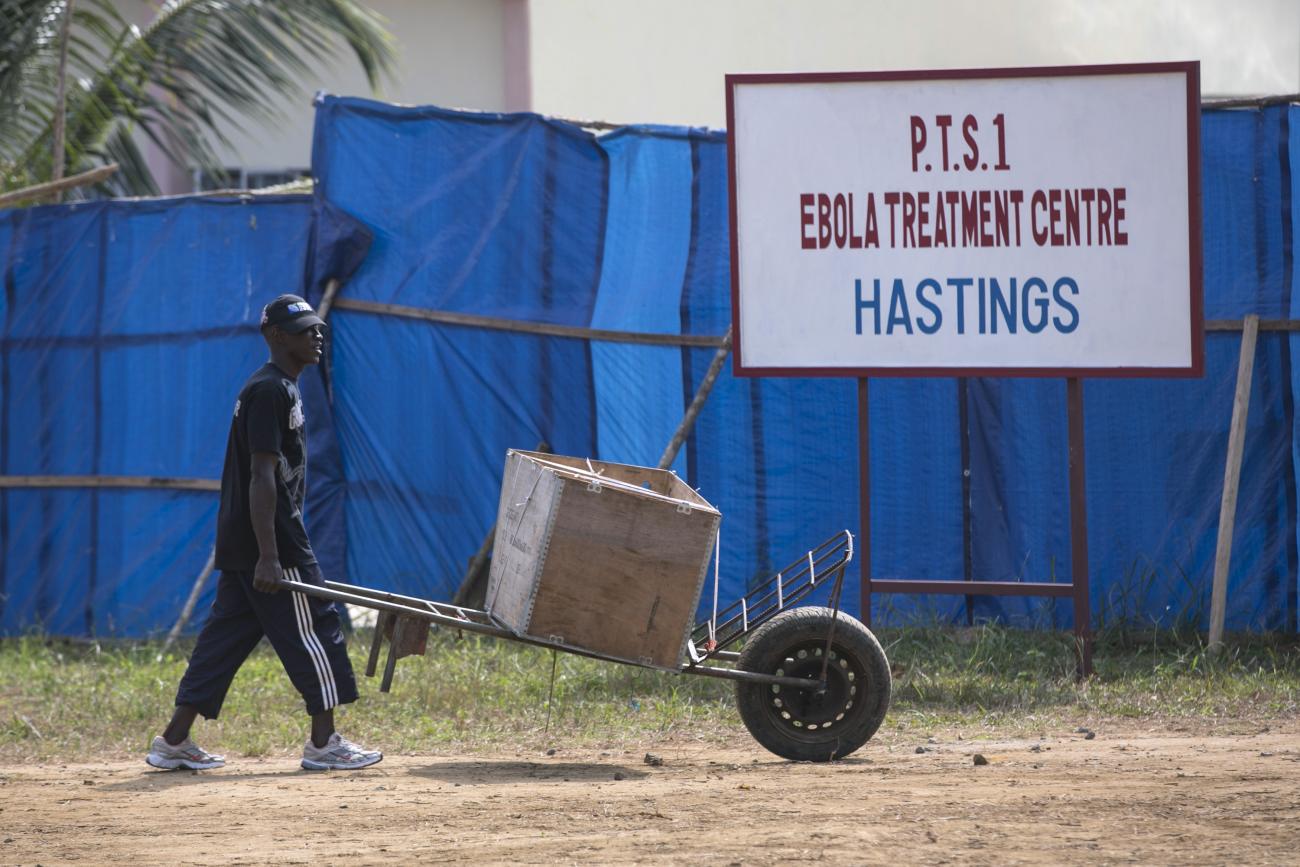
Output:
[
  {"xmin": 1, "ymin": 0, "xmax": 395, "ymax": 196},
  {"xmin": 93, "ymin": 121, "xmax": 157, "ymax": 197}
]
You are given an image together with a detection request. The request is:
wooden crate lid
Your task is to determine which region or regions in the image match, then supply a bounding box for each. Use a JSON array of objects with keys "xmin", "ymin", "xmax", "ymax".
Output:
[{"xmin": 508, "ymin": 449, "xmax": 719, "ymax": 514}]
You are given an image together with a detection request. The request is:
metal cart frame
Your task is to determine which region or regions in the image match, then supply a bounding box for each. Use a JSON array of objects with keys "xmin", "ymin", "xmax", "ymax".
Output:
[{"xmin": 279, "ymin": 530, "xmax": 891, "ymax": 761}]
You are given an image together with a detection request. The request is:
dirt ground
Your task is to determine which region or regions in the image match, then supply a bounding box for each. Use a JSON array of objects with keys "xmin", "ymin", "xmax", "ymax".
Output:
[{"xmin": 3, "ymin": 722, "xmax": 1299, "ymax": 866}]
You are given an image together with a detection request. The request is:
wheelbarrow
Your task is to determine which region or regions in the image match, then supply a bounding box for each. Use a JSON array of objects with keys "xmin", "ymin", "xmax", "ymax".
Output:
[{"xmin": 279, "ymin": 450, "xmax": 892, "ymax": 762}]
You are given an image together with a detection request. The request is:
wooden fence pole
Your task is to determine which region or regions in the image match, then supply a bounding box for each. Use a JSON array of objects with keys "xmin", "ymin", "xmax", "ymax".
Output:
[{"xmin": 1208, "ymin": 314, "xmax": 1260, "ymax": 651}]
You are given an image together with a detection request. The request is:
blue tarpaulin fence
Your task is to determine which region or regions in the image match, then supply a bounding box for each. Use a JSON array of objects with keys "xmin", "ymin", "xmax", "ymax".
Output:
[
  {"xmin": 1, "ymin": 97, "xmax": 1297, "ymax": 637},
  {"xmin": 0, "ymin": 195, "xmax": 368, "ymax": 636}
]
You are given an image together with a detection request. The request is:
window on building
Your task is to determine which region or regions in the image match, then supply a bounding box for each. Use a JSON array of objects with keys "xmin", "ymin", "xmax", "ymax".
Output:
[
  {"xmin": 245, "ymin": 169, "xmax": 310, "ymax": 190},
  {"xmin": 192, "ymin": 167, "xmax": 310, "ymax": 192}
]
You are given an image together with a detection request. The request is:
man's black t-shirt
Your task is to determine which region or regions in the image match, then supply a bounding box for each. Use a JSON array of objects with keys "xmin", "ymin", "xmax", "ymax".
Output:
[{"xmin": 215, "ymin": 363, "xmax": 316, "ymax": 569}]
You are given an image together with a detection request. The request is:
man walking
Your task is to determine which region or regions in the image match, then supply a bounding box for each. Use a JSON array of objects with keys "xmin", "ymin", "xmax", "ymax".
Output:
[{"xmin": 147, "ymin": 294, "xmax": 381, "ymax": 771}]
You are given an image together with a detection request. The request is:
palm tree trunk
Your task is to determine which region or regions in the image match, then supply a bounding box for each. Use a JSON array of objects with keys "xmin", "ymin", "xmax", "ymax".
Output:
[{"xmin": 51, "ymin": 0, "xmax": 75, "ymax": 200}]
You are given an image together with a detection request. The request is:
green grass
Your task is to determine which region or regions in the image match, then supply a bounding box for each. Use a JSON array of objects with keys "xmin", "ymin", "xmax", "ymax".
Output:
[
  {"xmin": 2, "ymin": 623, "xmax": 1298, "ymax": 761},
  {"xmin": 882, "ymin": 625, "xmax": 1300, "ymax": 734}
]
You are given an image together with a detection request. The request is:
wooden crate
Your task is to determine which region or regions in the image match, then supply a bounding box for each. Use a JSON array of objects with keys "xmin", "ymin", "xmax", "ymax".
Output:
[{"xmin": 485, "ymin": 450, "xmax": 721, "ymax": 669}]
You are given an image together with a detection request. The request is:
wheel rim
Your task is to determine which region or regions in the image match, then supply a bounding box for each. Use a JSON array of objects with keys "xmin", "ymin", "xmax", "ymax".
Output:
[{"xmin": 764, "ymin": 642, "xmax": 864, "ymax": 735}]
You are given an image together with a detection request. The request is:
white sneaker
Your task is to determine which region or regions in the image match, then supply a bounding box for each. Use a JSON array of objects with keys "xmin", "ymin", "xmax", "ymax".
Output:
[
  {"xmin": 146, "ymin": 735, "xmax": 226, "ymax": 770},
  {"xmin": 301, "ymin": 732, "xmax": 383, "ymax": 771}
]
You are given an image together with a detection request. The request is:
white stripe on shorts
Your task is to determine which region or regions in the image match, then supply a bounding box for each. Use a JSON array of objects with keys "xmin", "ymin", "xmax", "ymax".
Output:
[{"xmin": 287, "ymin": 567, "xmax": 338, "ymax": 709}]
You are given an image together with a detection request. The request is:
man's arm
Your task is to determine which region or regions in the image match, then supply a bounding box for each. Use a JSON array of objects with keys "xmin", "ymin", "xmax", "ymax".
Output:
[{"xmin": 250, "ymin": 451, "xmax": 281, "ymax": 593}]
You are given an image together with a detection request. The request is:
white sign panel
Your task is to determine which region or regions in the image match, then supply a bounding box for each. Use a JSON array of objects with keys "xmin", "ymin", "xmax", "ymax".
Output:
[{"xmin": 727, "ymin": 63, "xmax": 1202, "ymax": 377}]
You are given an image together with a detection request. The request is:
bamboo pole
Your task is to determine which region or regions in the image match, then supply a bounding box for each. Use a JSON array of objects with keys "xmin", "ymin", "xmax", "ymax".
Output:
[
  {"xmin": 0, "ymin": 474, "xmax": 218, "ymax": 491},
  {"xmin": 317, "ymin": 277, "xmax": 343, "ymax": 320},
  {"xmin": 0, "ymin": 163, "xmax": 119, "ymax": 209},
  {"xmin": 316, "ymin": 300, "xmax": 1298, "ymax": 343},
  {"xmin": 1205, "ymin": 319, "xmax": 1300, "ymax": 331},
  {"xmin": 1208, "ymin": 314, "xmax": 1260, "ymax": 651},
  {"xmin": 331, "ymin": 297, "xmax": 727, "ymax": 347},
  {"xmin": 658, "ymin": 326, "xmax": 732, "ymax": 469},
  {"xmin": 1202, "ymin": 93, "xmax": 1300, "ymax": 109},
  {"xmin": 158, "ymin": 547, "xmax": 216, "ymax": 657}
]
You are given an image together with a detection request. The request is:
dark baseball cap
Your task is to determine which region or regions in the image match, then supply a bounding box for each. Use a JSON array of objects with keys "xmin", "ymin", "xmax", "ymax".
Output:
[{"xmin": 260, "ymin": 294, "xmax": 326, "ymax": 333}]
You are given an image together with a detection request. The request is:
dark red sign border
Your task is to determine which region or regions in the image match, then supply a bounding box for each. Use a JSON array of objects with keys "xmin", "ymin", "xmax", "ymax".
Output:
[{"xmin": 725, "ymin": 61, "xmax": 1204, "ymax": 379}]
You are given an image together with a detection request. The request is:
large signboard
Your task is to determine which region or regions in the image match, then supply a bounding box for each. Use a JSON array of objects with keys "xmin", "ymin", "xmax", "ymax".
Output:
[{"xmin": 727, "ymin": 63, "xmax": 1202, "ymax": 377}]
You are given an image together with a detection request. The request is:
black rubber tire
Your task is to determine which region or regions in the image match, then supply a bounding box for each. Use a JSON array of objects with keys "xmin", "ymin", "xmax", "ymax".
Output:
[{"xmin": 735, "ymin": 606, "xmax": 891, "ymax": 762}]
